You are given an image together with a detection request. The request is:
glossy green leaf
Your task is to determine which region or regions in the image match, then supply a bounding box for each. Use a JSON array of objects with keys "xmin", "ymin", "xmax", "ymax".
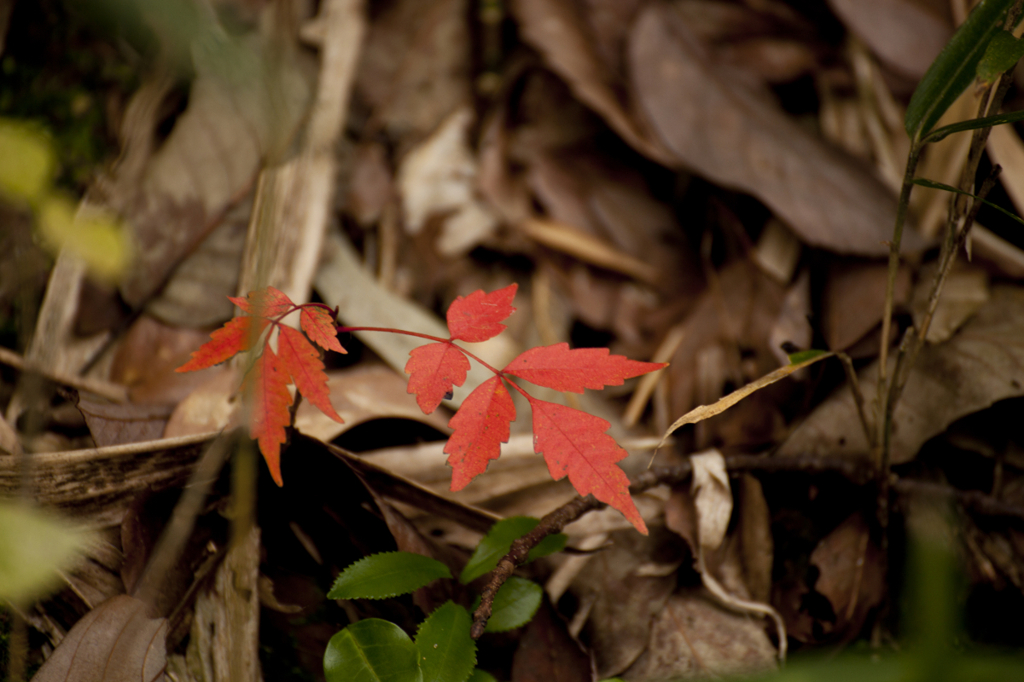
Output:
[
  {"xmin": 0, "ymin": 501, "xmax": 94, "ymax": 602},
  {"xmin": 977, "ymin": 30, "xmax": 1024, "ymax": 81},
  {"xmin": 923, "ymin": 109, "xmax": 1024, "ymax": 144},
  {"xmin": 323, "ymin": 619, "xmax": 422, "ymax": 682},
  {"xmin": 483, "ymin": 576, "xmax": 543, "ymax": 633},
  {"xmin": 905, "ymin": 0, "xmax": 1018, "ymax": 139},
  {"xmin": 328, "ymin": 551, "xmax": 451, "ymax": 600},
  {"xmin": 460, "ymin": 517, "xmax": 566, "ymax": 584},
  {"xmin": 415, "ymin": 601, "xmax": 476, "ymax": 682},
  {"xmin": 466, "ymin": 670, "xmax": 497, "ymax": 682},
  {"xmin": 911, "ymin": 178, "xmax": 1024, "ymax": 228}
]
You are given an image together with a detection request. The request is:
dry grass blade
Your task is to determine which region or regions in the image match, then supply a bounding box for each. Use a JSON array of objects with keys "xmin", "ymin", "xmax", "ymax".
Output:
[{"xmin": 657, "ymin": 352, "xmax": 833, "ymax": 449}]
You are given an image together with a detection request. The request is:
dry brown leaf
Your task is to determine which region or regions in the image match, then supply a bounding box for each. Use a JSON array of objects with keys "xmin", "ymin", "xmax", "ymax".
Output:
[
  {"xmin": 163, "ymin": 366, "xmax": 242, "ymax": 439},
  {"xmin": 910, "ymin": 264, "xmax": 990, "ymax": 345},
  {"xmin": 779, "ymin": 285, "xmax": 1024, "ymax": 463},
  {"xmin": 810, "ymin": 512, "xmax": 885, "ymax": 640},
  {"xmin": 827, "ymin": 0, "xmax": 950, "ymax": 78},
  {"xmin": 737, "ymin": 474, "xmax": 773, "ymax": 605},
  {"xmin": 691, "ymin": 450, "xmax": 732, "ymax": 552},
  {"xmin": 32, "ymin": 594, "xmax": 167, "ymax": 682},
  {"xmin": 109, "ymin": 315, "xmax": 216, "ymax": 405},
  {"xmin": 822, "ymin": 260, "xmax": 912, "ymax": 351},
  {"xmin": 348, "ymin": 142, "xmax": 394, "ymax": 226},
  {"xmin": 110, "ymin": 22, "xmax": 312, "ymax": 309},
  {"xmin": 511, "ymin": 600, "xmax": 594, "ymax": 682},
  {"xmin": 622, "ymin": 589, "xmax": 777, "ymax": 681},
  {"xmin": 629, "ymin": 3, "xmax": 926, "ymax": 256},
  {"xmin": 76, "ymin": 398, "xmax": 173, "ymax": 448}
]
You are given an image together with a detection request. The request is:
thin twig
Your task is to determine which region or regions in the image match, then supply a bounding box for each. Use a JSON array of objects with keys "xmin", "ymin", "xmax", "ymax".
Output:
[
  {"xmin": 0, "ymin": 346, "xmax": 128, "ymax": 403},
  {"xmin": 837, "ymin": 351, "xmax": 873, "ymax": 448}
]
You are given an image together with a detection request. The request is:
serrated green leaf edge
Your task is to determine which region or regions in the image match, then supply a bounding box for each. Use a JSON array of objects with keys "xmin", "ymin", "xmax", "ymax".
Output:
[
  {"xmin": 923, "ymin": 109, "xmax": 1024, "ymax": 144},
  {"xmin": 323, "ymin": 619, "xmax": 422, "ymax": 682},
  {"xmin": 415, "ymin": 601, "xmax": 477, "ymax": 682},
  {"xmin": 786, "ymin": 349, "xmax": 830, "ymax": 366},
  {"xmin": 328, "ymin": 551, "xmax": 451, "ymax": 600},
  {"xmin": 911, "ymin": 178, "xmax": 1024, "ymax": 228},
  {"xmin": 461, "ymin": 517, "xmax": 538, "ymax": 584},
  {"xmin": 467, "ymin": 670, "xmax": 498, "ymax": 682},
  {"xmin": 977, "ymin": 30, "xmax": 1024, "ymax": 81},
  {"xmin": 484, "ymin": 576, "xmax": 543, "ymax": 633},
  {"xmin": 906, "ymin": 0, "xmax": 1018, "ymax": 139}
]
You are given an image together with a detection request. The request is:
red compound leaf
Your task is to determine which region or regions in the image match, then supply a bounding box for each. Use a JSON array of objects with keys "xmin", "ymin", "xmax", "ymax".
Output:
[
  {"xmin": 504, "ymin": 343, "xmax": 666, "ymax": 393},
  {"xmin": 229, "ymin": 286, "xmax": 294, "ymax": 318},
  {"xmin": 405, "ymin": 342, "xmax": 471, "ymax": 414},
  {"xmin": 276, "ymin": 326, "xmax": 343, "ymax": 423},
  {"xmin": 244, "ymin": 345, "xmax": 294, "ymax": 486},
  {"xmin": 445, "ymin": 376, "xmax": 515, "ymax": 491},
  {"xmin": 446, "ymin": 283, "xmax": 518, "ymax": 343},
  {"xmin": 176, "ymin": 316, "xmax": 269, "ymax": 373},
  {"xmin": 527, "ymin": 395, "xmax": 647, "ymax": 534},
  {"xmin": 300, "ymin": 306, "xmax": 346, "ymax": 354}
]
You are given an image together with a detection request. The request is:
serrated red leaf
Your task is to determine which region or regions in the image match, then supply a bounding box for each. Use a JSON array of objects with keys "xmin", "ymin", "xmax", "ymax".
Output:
[
  {"xmin": 245, "ymin": 345, "xmax": 293, "ymax": 486},
  {"xmin": 276, "ymin": 326, "xmax": 343, "ymax": 423},
  {"xmin": 445, "ymin": 376, "xmax": 515, "ymax": 491},
  {"xmin": 527, "ymin": 396, "xmax": 647, "ymax": 534},
  {"xmin": 405, "ymin": 341, "xmax": 471, "ymax": 414},
  {"xmin": 446, "ymin": 283, "xmax": 518, "ymax": 343},
  {"xmin": 176, "ymin": 316, "xmax": 269, "ymax": 373},
  {"xmin": 300, "ymin": 306, "xmax": 346, "ymax": 354},
  {"xmin": 504, "ymin": 343, "xmax": 666, "ymax": 393},
  {"xmin": 229, "ymin": 286, "xmax": 294, "ymax": 318}
]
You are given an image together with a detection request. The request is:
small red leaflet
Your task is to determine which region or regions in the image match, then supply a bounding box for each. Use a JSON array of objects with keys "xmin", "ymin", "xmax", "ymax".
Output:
[{"xmin": 178, "ymin": 283, "xmax": 666, "ymax": 533}]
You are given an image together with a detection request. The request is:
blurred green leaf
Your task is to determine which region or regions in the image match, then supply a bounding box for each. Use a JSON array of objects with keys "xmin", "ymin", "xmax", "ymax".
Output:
[
  {"xmin": 328, "ymin": 551, "xmax": 451, "ymax": 600},
  {"xmin": 977, "ymin": 30, "xmax": 1024, "ymax": 81},
  {"xmin": 0, "ymin": 119, "xmax": 55, "ymax": 203},
  {"xmin": 323, "ymin": 619, "xmax": 422, "ymax": 682},
  {"xmin": 466, "ymin": 670, "xmax": 497, "ymax": 682},
  {"xmin": 0, "ymin": 501, "xmax": 93, "ymax": 603},
  {"xmin": 786, "ymin": 349, "xmax": 830, "ymax": 366},
  {"xmin": 905, "ymin": 0, "xmax": 1018, "ymax": 139},
  {"xmin": 37, "ymin": 193, "xmax": 131, "ymax": 281},
  {"xmin": 415, "ymin": 601, "xmax": 476, "ymax": 682}
]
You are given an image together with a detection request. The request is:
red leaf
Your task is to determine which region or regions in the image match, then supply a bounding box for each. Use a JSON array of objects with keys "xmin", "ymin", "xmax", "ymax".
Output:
[
  {"xmin": 505, "ymin": 343, "xmax": 666, "ymax": 393},
  {"xmin": 245, "ymin": 345, "xmax": 294, "ymax": 486},
  {"xmin": 229, "ymin": 286, "xmax": 294, "ymax": 318},
  {"xmin": 446, "ymin": 283, "xmax": 518, "ymax": 343},
  {"xmin": 301, "ymin": 307, "xmax": 346, "ymax": 354},
  {"xmin": 405, "ymin": 341, "xmax": 471, "ymax": 414},
  {"xmin": 445, "ymin": 376, "xmax": 515, "ymax": 491},
  {"xmin": 176, "ymin": 316, "xmax": 269, "ymax": 373},
  {"xmin": 277, "ymin": 326, "xmax": 344, "ymax": 423},
  {"xmin": 527, "ymin": 396, "xmax": 647, "ymax": 534}
]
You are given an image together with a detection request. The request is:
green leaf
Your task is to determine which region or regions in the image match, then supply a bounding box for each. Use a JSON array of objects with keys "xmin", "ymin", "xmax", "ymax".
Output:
[
  {"xmin": 923, "ymin": 109, "xmax": 1024, "ymax": 144},
  {"xmin": 328, "ymin": 551, "xmax": 452, "ymax": 600},
  {"xmin": 466, "ymin": 671, "xmax": 497, "ymax": 682},
  {"xmin": 977, "ymin": 30, "xmax": 1024, "ymax": 81},
  {"xmin": 905, "ymin": 0, "xmax": 1019, "ymax": 139},
  {"xmin": 324, "ymin": 619, "xmax": 422, "ymax": 682},
  {"xmin": 911, "ymin": 178, "xmax": 1024, "ymax": 228},
  {"xmin": 36, "ymin": 193, "xmax": 131, "ymax": 282},
  {"xmin": 415, "ymin": 601, "xmax": 476, "ymax": 682},
  {"xmin": 0, "ymin": 501, "xmax": 94, "ymax": 602},
  {"xmin": 786, "ymin": 349, "xmax": 830, "ymax": 365},
  {"xmin": 0, "ymin": 119, "xmax": 55, "ymax": 204},
  {"xmin": 483, "ymin": 576, "xmax": 543, "ymax": 633},
  {"xmin": 460, "ymin": 517, "xmax": 566, "ymax": 584}
]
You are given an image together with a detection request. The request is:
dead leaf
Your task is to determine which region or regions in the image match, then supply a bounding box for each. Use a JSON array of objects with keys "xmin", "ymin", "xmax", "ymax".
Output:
[
  {"xmin": 76, "ymin": 398, "xmax": 173, "ymax": 448},
  {"xmin": 32, "ymin": 594, "xmax": 167, "ymax": 682},
  {"xmin": 691, "ymin": 450, "xmax": 732, "ymax": 552},
  {"xmin": 809, "ymin": 512, "xmax": 885, "ymax": 640},
  {"xmin": 827, "ymin": 0, "xmax": 950, "ymax": 78},
  {"xmin": 512, "ymin": 600, "xmax": 594, "ymax": 682},
  {"xmin": 629, "ymin": 3, "xmax": 926, "ymax": 256},
  {"xmin": 348, "ymin": 142, "xmax": 394, "ymax": 226},
  {"xmin": 622, "ymin": 589, "xmax": 777, "ymax": 681},
  {"xmin": 823, "ymin": 260, "xmax": 912, "ymax": 351},
  {"xmin": 910, "ymin": 264, "xmax": 989, "ymax": 344},
  {"xmin": 163, "ymin": 366, "xmax": 242, "ymax": 439},
  {"xmin": 779, "ymin": 286, "xmax": 1024, "ymax": 464},
  {"xmin": 737, "ymin": 475, "xmax": 773, "ymax": 604}
]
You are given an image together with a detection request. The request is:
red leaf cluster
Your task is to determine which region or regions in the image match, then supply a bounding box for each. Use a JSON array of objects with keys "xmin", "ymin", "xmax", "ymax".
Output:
[{"xmin": 179, "ymin": 283, "xmax": 665, "ymax": 532}]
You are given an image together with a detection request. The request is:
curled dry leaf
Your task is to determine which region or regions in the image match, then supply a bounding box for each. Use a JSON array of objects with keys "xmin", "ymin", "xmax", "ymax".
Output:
[
  {"xmin": 691, "ymin": 450, "xmax": 732, "ymax": 552},
  {"xmin": 779, "ymin": 286, "xmax": 1024, "ymax": 463},
  {"xmin": 32, "ymin": 594, "xmax": 167, "ymax": 682},
  {"xmin": 629, "ymin": 3, "xmax": 926, "ymax": 256},
  {"xmin": 827, "ymin": 0, "xmax": 950, "ymax": 78}
]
